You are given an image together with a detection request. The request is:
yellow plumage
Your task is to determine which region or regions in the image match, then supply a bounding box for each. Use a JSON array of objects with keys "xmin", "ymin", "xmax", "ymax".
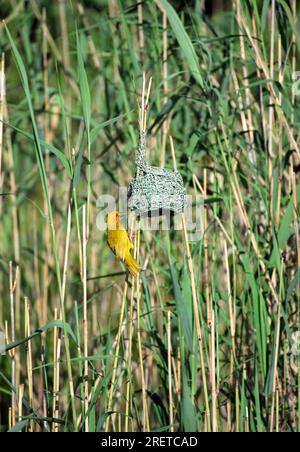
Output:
[{"xmin": 106, "ymin": 211, "xmax": 141, "ymax": 277}]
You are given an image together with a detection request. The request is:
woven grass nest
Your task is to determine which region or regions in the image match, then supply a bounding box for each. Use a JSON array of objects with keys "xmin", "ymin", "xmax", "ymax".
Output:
[{"xmin": 128, "ymin": 131, "xmax": 186, "ymax": 216}]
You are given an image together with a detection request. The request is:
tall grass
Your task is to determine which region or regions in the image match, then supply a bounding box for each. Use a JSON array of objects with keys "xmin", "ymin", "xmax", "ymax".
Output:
[{"xmin": 0, "ymin": 0, "xmax": 299, "ymax": 432}]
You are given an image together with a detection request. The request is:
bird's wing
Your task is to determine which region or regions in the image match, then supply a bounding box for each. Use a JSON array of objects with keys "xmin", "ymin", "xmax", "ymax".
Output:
[{"xmin": 109, "ymin": 230, "xmax": 131, "ymax": 261}]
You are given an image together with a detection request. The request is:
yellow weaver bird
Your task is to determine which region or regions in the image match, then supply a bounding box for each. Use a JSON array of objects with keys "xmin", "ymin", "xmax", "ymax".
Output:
[{"xmin": 106, "ymin": 211, "xmax": 141, "ymax": 277}]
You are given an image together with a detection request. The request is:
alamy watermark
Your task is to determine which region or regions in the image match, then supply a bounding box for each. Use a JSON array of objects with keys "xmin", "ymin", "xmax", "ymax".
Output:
[
  {"xmin": 0, "ymin": 326, "xmax": 5, "ymax": 356},
  {"xmin": 96, "ymin": 187, "xmax": 204, "ymax": 242},
  {"xmin": 291, "ymin": 331, "xmax": 300, "ymax": 357},
  {"xmin": 292, "ymin": 72, "xmax": 300, "ymax": 97}
]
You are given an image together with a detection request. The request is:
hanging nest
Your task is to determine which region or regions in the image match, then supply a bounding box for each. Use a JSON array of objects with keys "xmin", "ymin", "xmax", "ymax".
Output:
[{"xmin": 128, "ymin": 131, "xmax": 186, "ymax": 216}]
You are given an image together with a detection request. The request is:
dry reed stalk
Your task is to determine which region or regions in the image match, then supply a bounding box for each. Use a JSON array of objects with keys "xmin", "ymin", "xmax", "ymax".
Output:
[
  {"xmin": 33, "ymin": 211, "xmax": 42, "ymax": 324},
  {"xmin": 206, "ymin": 188, "xmax": 218, "ymax": 432},
  {"xmin": 235, "ymin": 381, "xmax": 240, "ymax": 432},
  {"xmin": 5, "ymin": 155, "xmax": 20, "ymax": 339},
  {"xmin": 269, "ymin": 31, "xmax": 286, "ymax": 292},
  {"xmin": 230, "ymin": 70, "xmax": 267, "ymax": 225},
  {"xmin": 223, "ymin": 239, "xmax": 236, "ymax": 431},
  {"xmin": 167, "ymin": 311, "xmax": 174, "ymax": 432},
  {"xmin": 4, "ymin": 320, "xmax": 10, "ymax": 418},
  {"xmin": 82, "ymin": 204, "xmax": 89, "ymax": 432},
  {"xmin": 171, "ymin": 352, "xmax": 181, "ymax": 418},
  {"xmin": 3, "ymin": 87, "xmax": 21, "ymax": 338},
  {"xmin": 193, "ymin": 174, "xmax": 232, "ymax": 244},
  {"xmin": 231, "ymin": 70, "xmax": 250, "ymax": 140},
  {"xmin": 108, "ymin": 0, "xmax": 121, "ymax": 86},
  {"xmin": 58, "ymin": 0, "xmax": 72, "ymax": 145},
  {"xmin": 8, "ymin": 407, "xmax": 11, "ymax": 431},
  {"xmin": 203, "ymin": 170, "xmax": 212, "ymax": 328},
  {"xmin": 9, "ymin": 262, "xmax": 19, "ymax": 428},
  {"xmin": 144, "ymin": 247, "xmax": 156, "ymax": 416},
  {"xmin": 58, "ymin": 0, "xmax": 70, "ymax": 69},
  {"xmin": 234, "ymin": 1, "xmax": 256, "ymax": 165},
  {"xmin": 177, "ymin": 347, "xmax": 181, "ymax": 403},
  {"xmin": 220, "ymin": 122, "xmax": 280, "ymax": 305},
  {"xmin": 40, "ymin": 334, "xmax": 48, "ymax": 431},
  {"xmin": 236, "ymin": 9, "xmax": 299, "ymax": 156},
  {"xmin": 77, "ymin": 4, "xmax": 101, "ymax": 71},
  {"xmin": 161, "ymin": 8, "xmax": 169, "ymax": 157},
  {"xmin": 72, "ymin": 136, "xmax": 84, "ymax": 276},
  {"xmin": 42, "ymin": 8, "xmax": 50, "ymax": 162},
  {"xmin": 269, "ymin": 295, "xmax": 282, "ymax": 431},
  {"xmin": 134, "ymin": 74, "xmax": 152, "ymax": 432},
  {"xmin": 51, "ymin": 202, "xmax": 76, "ymax": 431},
  {"xmin": 292, "ymin": 168, "xmax": 300, "ymax": 270},
  {"xmin": 224, "ymin": 236, "xmax": 237, "ymax": 430},
  {"xmin": 276, "ymin": 388, "xmax": 280, "ymax": 432},
  {"xmin": 290, "ymin": 0, "xmax": 300, "ymax": 309},
  {"xmin": 42, "ymin": 7, "xmax": 51, "ymax": 326},
  {"xmin": 267, "ymin": 0, "xmax": 275, "ymax": 225},
  {"xmin": 291, "ymin": 0, "xmax": 296, "ymax": 134},
  {"xmin": 105, "ymin": 283, "xmax": 128, "ymax": 431},
  {"xmin": 24, "ymin": 297, "xmax": 33, "ymax": 432},
  {"xmin": 251, "ymin": 16, "xmax": 268, "ymax": 157},
  {"xmin": 76, "ymin": 288, "xmax": 129, "ymax": 430},
  {"xmin": 125, "ymin": 270, "xmax": 136, "ymax": 432},
  {"xmin": 291, "ymin": 161, "xmax": 300, "ymax": 436},
  {"xmin": 62, "ymin": 202, "xmax": 77, "ymax": 423},
  {"xmin": 52, "ymin": 307, "xmax": 59, "ymax": 432},
  {"xmin": 138, "ymin": 74, "xmax": 152, "ymax": 135},
  {"xmin": 202, "ymin": 168, "xmax": 217, "ymax": 431},
  {"xmin": 90, "ymin": 222, "xmax": 99, "ymax": 347},
  {"xmin": 136, "ymin": 228, "xmax": 150, "ymax": 432},
  {"xmin": 210, "ymin": 308, "xmax": 218, "ymax": 432},
  {"xmin": 287, "ymin": 9, "xmax": 300, "ymax": 416},
  {"xmin": 0, "ymin": 53, "xmax": 4, "ymax": 213},
  {"xmin": 137, "ymin": 0, "xmax": 145, "ymax": 57},
  {"xmin": 124, "ymin": 213, "xmax": 139, "ymax": 432},
  {"xmin": 77, "ymin": 2, "xmax": 105, "ymax": 119},
  {"xmin": 156, "ymin": 1, "xmax": 170, "ymax": 166},
  {"xmin": 30, "ymin": 0, "xmax": 61, "ymax": 61},
  {"xmin": 62, "ymin": 203, "xmax": 72, "ymax": 303},
  {"xmin": 18, "ymin": 384, "xmax": 24, "ymax": 424},
  {"xmin": 170, "ymin": 137, "xmax": 211, "ymax": 431},
  {"xmin": 223, "ymin": 240, "xmax": 236, "ymax": 342},
  {"xmin": 30, "ymin": 0, "xmax": 80, "ymax": 100},
  {"xmin": 275, "ymin": 34, "xmax": 283, "ymax": 226},
  {"xmin": 171, "ymin": 355, "xmax": 179, "ymax": 400}
]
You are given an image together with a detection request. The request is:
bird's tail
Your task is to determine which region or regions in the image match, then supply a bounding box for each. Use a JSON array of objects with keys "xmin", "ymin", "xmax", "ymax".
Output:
[{"xmin": 125, "ymin": 253, "xmax": 141, "ymax": 277}]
